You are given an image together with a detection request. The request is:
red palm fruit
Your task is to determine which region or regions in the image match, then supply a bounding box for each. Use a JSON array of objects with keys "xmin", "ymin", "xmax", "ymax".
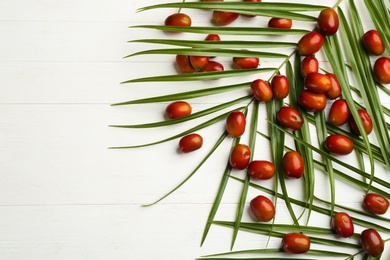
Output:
[
  {"xmin": 363, "ymin": 193, "xmax": 389, "ymax": 215},
  {"xmin": 205, "ymin": 34, "xmax": 221, "ymax": 41},
  {"xmin": 363, "ymin": 30, "xmax": 385, "ymax": 55},
  {"xmin": 328, "ymin": 99, "xmax": 350, "ymax": 126},
  {"xmin": 233, "ymin": 56, "xmax": 259, "ymax": 69},
  {"xmin": 325, "ymin": 73, "xmax": 342, "ymax": 99},
  {"xmin": 268, "ymin": 18, "xmax": 293, "ymax": 29},
  {"xmin": 199, "ymin": 61, "xmax": 224, "ymax": 72},
  {"xmin": 317, "ymin": 8, "xmax": 339, "ymax": 35},
  {"xmin": 301, "ymin": 56, "xmax": 319, "ymax": 78},
  {"xmin": 277, "ymin": 107, "xmax": 304, "ymax": 130},
  {"xmin": 179, "ymin": 133, "xmax": 203, "ymax": 153},
  {"xmin": 282, "ymin": 151, "xmax": 304, "ymax": 178},
  {"xmin": 271, "ymin": 75, "xmax": 290, "ymax": 99},
  {"xmin": 250, "ymin": 195, "xmax": 275, "ymax": 222},
  {"xmin": 360, "ymin": 229, "xmax": 384, "ymax": 257},
  {"xmin": 242, "ymin": 0, "xmax": 261, "ymax": 17},
  {"xmin": 212, "ymin": 11, "xmax": 239, "ymax": 26},
  {"xmin": 324, "ymin": 134, "xmax": 354, "ymax": 155},
  {"xmin": 298, "ymin": 90, "xmax": 327, "ymax": 112},
  {"xmin": 226, "ymin": 111, "xmax": 246, "ymax": 137},
  {"xmin": 189, "ymin": 56, "xmax": 209, "ymax": 71},
  {"xmin": 251, "ymin": 79, "xmax": 273, "ymax": 102},
  {"xmin": 247, "ymin": 160, "xmax": 275, "ymax": 180},
  {"xmin": 349, "ymin": 109, "xmax": 373, "ymax": 135},
  {"xmin": 373, "ymin": 57, "xmax": 390, "ymax": 84},
  {"xmin": 164, "ymin": 13, "xmax": 192, "ymax": 28},
  {"xmin": 304, "ymin": 72, "xmax": 332, "ymax": 93},
  {"xmin": 332, "ymin": 212, "xmax": 354, "ymax": 238},
  {"xmin": 229, "ymin": 144, "xmax": 251, "ymax": 170},
  {"xmin": 282, "ymin": 233, "xmax": 310, "ymax": 254},
  {"xmin": 165, "ymin": 101, "xmax": 192, "ymax": 119},
  {"xmin": 175, "ymin": 55, "xmax": 195, "ymax": 74},
  {"xmin": 297, "ymin": 32, "xmax": 324, "ymax": 56}
]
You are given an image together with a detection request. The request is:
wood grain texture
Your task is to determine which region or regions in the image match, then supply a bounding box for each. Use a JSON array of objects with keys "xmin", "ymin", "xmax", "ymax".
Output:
[{"xmin": 1, "ymin": 0, "xmax": 389, "ymax": 259}]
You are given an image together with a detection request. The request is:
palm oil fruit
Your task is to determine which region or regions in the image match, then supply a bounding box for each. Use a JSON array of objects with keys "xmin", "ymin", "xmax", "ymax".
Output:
[
  {"xmin": 282, "ymin": 151, "xmax": 304, "ymax": 178},
  {"xmin": 250, "ymin": 79, "xmax": 273, "ymax": 102},
  {"xmin": 179, "ymin": 133, "xmax": 203, "ymax": 153},
  {"xmin": 298, "ymin": 90, "xmax": 327, "ymax": 112},
  {"xmin": 189, "ymin": 55, "xmax": 209, "ymax": 71},
  {"xmin": 250, "ymin": 195, "xmax": 275, "ymax": 222},
  {"xmin": 229, "ymin": 144, "xmax": 251, "ymax": 170},
  {"xmin": 360, "ymin": 229, "xmax": 384, "ymax": 257},
  {"xmin": 268, "ymin": 18, "xmax": 293, "ymax": 29},
  {"xmin": 328, "ymin": 99, "xmax": 350, "ymax": 126},
  {"xmin": 325, "ymin": 73, "xmax": 342, "ymax": 99},
  {"xmin": 363, "ymin": 193, "xmax": 389, "ymax": 215},
  {"xmin": 301, "ymin": 56, "xmax": 319, "ymax": 78},
  {"xmin": 165, "ymin": 101, "xmax": 192, "ymax": 119},
  {"xmin": 199, "ymin": 61, "xmax": 224, "ymax": 72},
  {"xmin": 204, "ymin": 34, "xmax": 221, "ymax": 41},
  {"xmin": 233, "ymin": 56, "xmax": 259, "ymax": 69},
  {"xmin": 349, "ymin": 109, "xmax": 373, "ymax": 135},
  {"xmin": 373, "ymin": 57, "xmax": 390, "ymax": 84},
  {"xmin": 247, "ymin": 160, "xmax": 275, "ymax": 180},
  {"xmin": 362, "ymin": 30, "xmax": 385, "ymax": 55},
  {"xmin": 324, "ymin": 134, "xmax": 354, "ymax": 155},
  {"xmin": 297, "ymin": 31, "xmax": 324, "ymax": 56},
  {"xmin": 282, "ymin": 233, "xmax": 311, "ymax": 254},
  {"xmin": 176, "ymin": 55, "xmax": 195, "ymax": 74},
  {"xmin": 332, "ymin": 212, "xmax": 354, "ymax": 238},
  {"xmin": 164, "ymin": 13, "xmax": 192, "ymax": 28},
  {"xmin": 271, "ymin": 75, "xmax": 290, "ymax": 99},
  {"xmin": 226, "ymin": 111, "xmax": 246, "ymax": 137},
  {"xmin": 277, "ymin": 107, "xmax": 304, "ymax": 130},
  {"xmin": 212, "ymin": 11, "xmax": 239, "ymax": 26},
  {"xmin": 317, "ymin": 8, "xmax": 339, "ymax": 35},
  {"xmin": 304, "ymin": 72, "xmax": 332, "ymax": 93}
]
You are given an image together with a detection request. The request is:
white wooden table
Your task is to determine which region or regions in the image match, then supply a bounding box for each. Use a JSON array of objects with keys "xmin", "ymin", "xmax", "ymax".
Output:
[{"xmin": 0, "ymin": 0, "xmax": 389, "ymax": 259}]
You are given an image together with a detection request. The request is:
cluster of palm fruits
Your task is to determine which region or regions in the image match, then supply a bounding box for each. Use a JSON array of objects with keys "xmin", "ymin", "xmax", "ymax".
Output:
[{"xmin": 162, "ymin": 2, "xmax": 388, "ymax": 257}]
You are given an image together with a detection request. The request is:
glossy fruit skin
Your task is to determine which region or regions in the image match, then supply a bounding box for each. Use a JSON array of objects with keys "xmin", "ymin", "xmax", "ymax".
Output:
[
  {"xmin": 324, "ymin": 134, "xmax": 354, "ymax": 155},
  {"xmin": 189, "ymin": 56, "xmax": 209, "ymax": 71},
  {"xmin": 229, "ymin": 144, "xmax": 251, "ymax": 170},
  {"xmin": 250, "ymin": 195, "xmax": 275, "ymax": 222},
  {"xmin": 301, "ymin": 56, "xmax": 319, "ymax": 78},
  {"xmin": 360, "ymin": 229, "xmax": 384, "ymax": 257},
  {"xmin": 165, "ymin": 101, "xmax": 192, "ymax": 119},
  {"xmin": 179, "ymin": 133, "xmax": 203, "ymax": 153},
  {"xmin": 271, "ymin": 75, "xmax": 290, "ymax": 99},
  {"xmin": 165, "ymin": 13, "xmax": 192, "ymax": 27},
  {"xmin": 373, "ymin": 57, "xmax": 390, "ymax": 84},
  {"xmin": 332, "ymin": 212, "xmax": 354, "ymax": 238},
  {"xmin": 325, "ymin": 73, "xmax": 342, "ymax": 99},
  {"xmin": 298, "ymin": 90, "xmax": 326, "ymax": 112},
  {"xmin": 199, "ymin": 61, "xmax": 224, "ymax": 72},
  {"xmin": 304, "ymin": 73, "xmax": 332, "ymax": 93},
  {"xmin": 212, "ymin": 11, "xmax": 239, "ymax": 26},
  {"xmin": 176, "ymin": 55, "xmax": 195, "ymax": 74},
  {"xmin": 268, "ymin": 18, "xmax": 292, "ymax": 29},
  {"xmin": 282, "ymin": 233, "xmax": 311, "ymax": 254},
  {"xmin": 247, "ymin": 160, "xmax": 275, "ymax": 180},
  {"xmin": 277, "ymin": 107, "xmax": 304, "ymax": 130},
  {"xmin": 328, "ymin": 99, "xmax": 350, "ymax": 126},
  {"xmin": 283, "ymin": 151, "xmax": 304, "ymax": 178},
  {"xmin": 349, "ymin": 109, "xmax": 373, "ymax": 135},
  {"xmin": 297, "ymin": 32, "xmax": 324, "ymax": 56},
  {"xmin": 233, "ymin": 56, "xmax": 259, "ymax": 69},
  {"xmin": 363, "ymin": 193, "xmax": 389, "ymax": 215},
  {"xmin": 363, "ymin": 30, "xmax": 385, "ymax": 55},
  {"xmin": 205, "ymin": 34, "xmax": 221, "ymax": 41},
  {"xmin": 317, "ymin": 8, "xmax": 339, "ymax": 35},
  {"xmin": 226, "ymin": 111, "xmax": 246, "ymax": 137},
  {"xmin": 251, "ymin": 79, "xmax": 273, "ymax": 102}
]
